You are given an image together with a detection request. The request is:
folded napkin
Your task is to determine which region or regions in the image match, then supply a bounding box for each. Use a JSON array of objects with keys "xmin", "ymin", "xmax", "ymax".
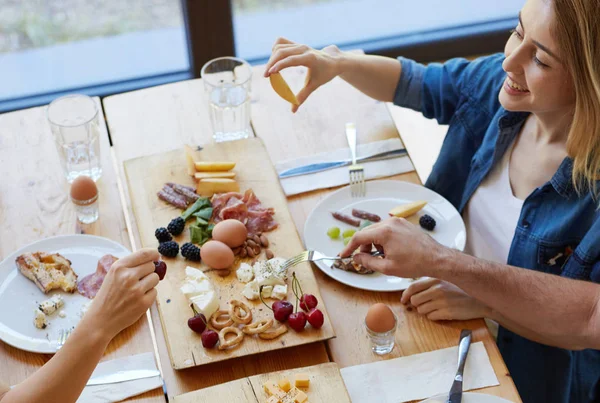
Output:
[
  {"xmin": 340, "ymin": 342, "xmax": 499, "ymax": 403},
  {"xmin": 275, "ymin": 138, "xmax": 414, "ymax": 196},
  {"xmin": 77, "ymin": 352, "xmax": 163, "ymax": 403}
]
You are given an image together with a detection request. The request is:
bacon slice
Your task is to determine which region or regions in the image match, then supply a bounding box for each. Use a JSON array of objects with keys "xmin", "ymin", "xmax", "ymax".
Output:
[{"xmin": 77, "ymin": 255, "xmax": 119, "ymax": 299}]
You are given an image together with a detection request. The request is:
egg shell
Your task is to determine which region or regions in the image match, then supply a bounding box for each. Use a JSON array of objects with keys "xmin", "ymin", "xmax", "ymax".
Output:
[
  {"xmin": 200, "ymin": 240, "xmax": 235, "ymax": 269},
  {"xmin": 365, "ymin": 303, "xmax": 396, "ymax": 333},
  {"xmin": 212, "ymin": 219, "xmax": 247, "ymax": 248},
  {"xmin": 70, "ymin": 175, "xmax": 98, "ymax": 202}
]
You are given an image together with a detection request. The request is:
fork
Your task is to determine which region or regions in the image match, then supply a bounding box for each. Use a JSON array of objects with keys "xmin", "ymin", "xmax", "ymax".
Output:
[
  {"xmin": 345, "ymin": 122, "xmax": 366, "ymax": 198},
  {"xmin": 56, "ymin": 328, "xmax": 72, "ymax": 351},
  {"xmin": 281, "ymin": 250, "xmax": 384, "ymax": 272}
]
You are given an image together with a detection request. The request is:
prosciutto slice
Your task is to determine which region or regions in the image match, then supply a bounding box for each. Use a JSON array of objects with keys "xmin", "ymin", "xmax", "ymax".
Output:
[
  {"xmin": 211, "ymin": 189, "xmax": 278, "ymax": 234},
  {"xmin": 77, "ymin": 254, "xmax": 119, "ymax": 299}
]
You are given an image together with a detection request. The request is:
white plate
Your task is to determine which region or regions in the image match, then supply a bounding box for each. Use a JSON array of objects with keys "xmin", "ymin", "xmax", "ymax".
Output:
[
  {"xmin": 422, "ymin": 392, "xmax": 515, "ymax": 403},
  {"xmin": 0, "ymin": 235, "xmax": 130, "ymax": 354},
  {"xmin": 303, "ymin": 180, "xmax": 466, "ymax": 292}
]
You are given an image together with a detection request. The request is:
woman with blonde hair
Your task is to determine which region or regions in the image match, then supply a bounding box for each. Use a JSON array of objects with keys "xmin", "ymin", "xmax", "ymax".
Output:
[{"xmin": 266, "ymin": 0, "xmax": 600, "ymax": 401}]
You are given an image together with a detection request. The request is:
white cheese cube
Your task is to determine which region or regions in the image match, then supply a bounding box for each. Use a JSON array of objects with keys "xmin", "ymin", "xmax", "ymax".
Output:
[
  {"xmin": 261, "ymin": 286, "xmax": 273, "ymax": 299},
  {"xmin": 271, "ymin": 285, "xmax": 288, "ymax": 300},
  {"xmin": 242, "ymin": 281, "xmax": 259, "ymax": 300},
  {"xmin": 38, "ymin": 294, "xmax": 64, "ymax": 316},
  {"xmin": 190, "ymin": 290, "xmax": 219, "ymax": 320},
  {"xmin": 180, "ymin": 267, "xmax": 214, "ymax": 299},
  {"xmin": 253, "ymin": 260, "xmax": 286, "ymax": 287},
  {"xmin": 34, "ymin": 309, "xmax": 48, "ymax": 329},
  {"xmin": 236, "ymin": 263, "xmax": 254, "ymax": 283}
]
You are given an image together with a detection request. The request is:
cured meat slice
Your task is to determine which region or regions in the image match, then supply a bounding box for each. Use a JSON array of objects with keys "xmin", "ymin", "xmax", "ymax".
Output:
[
  {"xmin": 246, "ymin": 210, "xmax": 278, "ymax": 234},
  {"xmin": 77, "ymin": 254, "xmax": 119, "ymax": 299},
  {"xmin": 211, "ymin": 189, "xmax": 278, "ymax": 234},
  {"xmin": 218, "ymin": 197, "xmax": 248, "ymax": 223}
]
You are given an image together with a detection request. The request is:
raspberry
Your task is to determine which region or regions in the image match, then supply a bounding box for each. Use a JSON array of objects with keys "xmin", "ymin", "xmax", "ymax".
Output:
[
  {"xmin": 158, "ymin": 241, "xmax": 179, "ymax": 258},
  {"xmin": 155, "ymin": 227, "xmax": 172, "ymax": 243},
  {"xmin": 419, "ymin": 214, "xmax": 436, "ymax": 231},
  {"xmin": 167, "ymin": 217, "xmax": 185, "ymax": 236},
  {"xmin": 181, "ymin": 242, "xmax": 201, "ymax": 261}
]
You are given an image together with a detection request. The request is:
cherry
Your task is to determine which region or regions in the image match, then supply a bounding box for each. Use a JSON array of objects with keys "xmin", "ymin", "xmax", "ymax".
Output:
[
  {"xmin": 153, "ymin": 261, "xmax": 167, "ymax": 280},
  {"xmin": 307, "ymin": 308, "xmax": 324, "ymax": 329},
  {"xmin": 299, "ymin": 294, "xmax": 318, "ymax": 312},
  {"xmin": 288, "ymin": 312, "xmax": 307, "ymax": 332},
  {"xmin": 201, "ymin": 329, "xmax": 219, "ymax": 348},
  {"xmin": 272, "ymin": 300, "xmax": 294, "ymax": 322},
  {"xmin": 187, "ymin": 313, "xmax": 207, "ymax": 334}
]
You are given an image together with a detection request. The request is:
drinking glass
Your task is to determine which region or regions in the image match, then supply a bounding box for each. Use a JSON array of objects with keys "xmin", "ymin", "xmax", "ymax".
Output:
[
  {"xmin": 201, "ymin": 57, "xmax": 252, "ymax": 143},
  {"xmin": 47, "ymin": 94, "xmax": 102, "ymax": 183},
  {"xmin": 365, "ymin": 312, "xmax": 398, "ymax": 355}
]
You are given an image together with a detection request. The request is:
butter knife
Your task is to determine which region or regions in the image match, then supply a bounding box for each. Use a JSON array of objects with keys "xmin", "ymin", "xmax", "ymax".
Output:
[
  {"xmin": 446, "ymin": 330, "xmax": 473, "ymax": 403},
  {"xmin": 86, "ymin": 369, "xmax": 161, "ymax": 386},
  {"xmin": 278, "ymin": 148, "xmax": 407, "ymax": 179}
]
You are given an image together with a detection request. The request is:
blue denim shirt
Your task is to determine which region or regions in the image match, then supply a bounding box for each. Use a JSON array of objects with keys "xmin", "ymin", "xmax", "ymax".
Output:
[{"xmin": 394, "ymin": 53, "xmax": 600, "ymax": 403}]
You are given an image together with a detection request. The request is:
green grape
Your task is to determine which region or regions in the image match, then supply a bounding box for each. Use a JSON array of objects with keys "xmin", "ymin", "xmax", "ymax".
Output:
[
  {"xmin": 327, "ymin": 226, "xmax": 340, "ymax": 239},
  {"xmin": 342, "ymin": 229, "xmax": 356, "ymax": 239},
  {"xmin": 343, "ymin": 237, "xmax": 352, "ymax": 246}
]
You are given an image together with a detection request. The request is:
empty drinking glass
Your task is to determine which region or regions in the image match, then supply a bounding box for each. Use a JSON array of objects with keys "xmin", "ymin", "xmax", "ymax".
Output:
[
  {"xmin": 48, "ymin": 94, "xmax": 102, "ymax": 183},
  {"xmin": 201, "ymin": 57, "xmax": 252, "ymax": 143}
]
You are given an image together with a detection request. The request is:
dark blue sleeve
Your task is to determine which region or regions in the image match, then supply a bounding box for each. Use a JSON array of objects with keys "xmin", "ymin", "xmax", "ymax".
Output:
[
  {"xmin": 591, "ymin": 260, "xmax": 600, "ymax": 283},
  {"xmin": 393, "ymin": 54, "xmax": 506, "ymax": 125}
]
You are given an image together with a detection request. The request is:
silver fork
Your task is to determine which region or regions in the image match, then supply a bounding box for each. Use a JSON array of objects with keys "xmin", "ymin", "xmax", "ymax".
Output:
[
  {"xmin": 281, "ymin": 250, "xmax": 384, "ymax": 272},
  {"xmin": 345, "ymin": 122, "xmax": 366, "ymax": 198},
  {"xmin": 56, "ymin": 328, "xmax": 72, "ymax": 351}
]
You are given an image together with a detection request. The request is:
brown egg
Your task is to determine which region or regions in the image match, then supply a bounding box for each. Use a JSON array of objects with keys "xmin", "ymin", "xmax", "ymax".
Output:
[
  {"xmin": 70, "ymin": 175, "xmax": 98, "ymax": 204},
  {"xmin": 365, "ymin": 303, "xmax": 396, "ymax": 333},
  {"xmin": 212, "ymin": 219, "xmax": 247, "ymax": 248},
  {"xmin": 200, "ymin": 240, "xmax": 235, "ymax": 269}
]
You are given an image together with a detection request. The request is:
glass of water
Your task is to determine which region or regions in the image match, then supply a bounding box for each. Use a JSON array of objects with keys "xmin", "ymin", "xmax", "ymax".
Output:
[
  {"xmin": 47, "ymin": 94, "xmax": 102, "ymax": 183},
  {"xmin": 201, "ymin": 57, "xmax": 252, "ymax": 143}
]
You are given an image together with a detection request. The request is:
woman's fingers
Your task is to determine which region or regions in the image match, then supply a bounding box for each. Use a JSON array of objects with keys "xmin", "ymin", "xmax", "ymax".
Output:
[
  {"xmin": 138, "ymin": 271, "xmax": 160, "ymax": 294},
  {"xmin": 401, "ymin": 278, "xmax": 439, "ymax": 305},
  {"xmin": 264, "ymin": 45, "xmax": 303, "ymax": 76},
  {"xmin": 114, "ymin": 248, "xmax": 159, "ymax": 271}
]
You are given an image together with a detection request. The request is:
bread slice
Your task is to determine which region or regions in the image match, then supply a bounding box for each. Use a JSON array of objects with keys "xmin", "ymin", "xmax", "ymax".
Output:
[{"xmin": 16, "ymin": 252, "xmax": 78, "ymax": 294}]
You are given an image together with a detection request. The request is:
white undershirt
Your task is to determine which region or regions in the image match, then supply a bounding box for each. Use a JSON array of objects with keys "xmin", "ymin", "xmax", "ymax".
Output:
[{"xmin": 463, "ymin": 142, "xmax": 524, "ymax": 264}]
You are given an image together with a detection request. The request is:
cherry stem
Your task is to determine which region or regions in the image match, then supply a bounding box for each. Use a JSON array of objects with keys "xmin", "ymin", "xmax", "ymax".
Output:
[
  {"xmin": 191, "ymin": 304, "xmax": 208, "ymax": 326},
  {"xmin": 259, "ymin": 285, "xmax": 273, "ymax": 311},
  {"xmin": 294, "ymin": 272, "xmax": 304, "ymax": 296}
]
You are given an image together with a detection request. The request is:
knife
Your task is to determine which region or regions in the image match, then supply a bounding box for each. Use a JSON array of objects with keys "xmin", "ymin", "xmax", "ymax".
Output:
[
  {"xmin": 86, "ymin": 369, "xmax": 161, "ymax": 386},
  {"xmin": 446, "ymin": 330, "xmax": 473, "ymax": 403},
  {"xmin": 278, "ymin": 148, "xmax": 408, "ymax": 179}
]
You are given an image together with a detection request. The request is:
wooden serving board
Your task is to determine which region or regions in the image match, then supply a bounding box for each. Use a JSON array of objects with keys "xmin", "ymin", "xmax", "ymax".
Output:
[
  {"xmin": 172, "ymin": 363, "xmax": 352, "ymax": 402},
  {"xmin": 124, "ymin": 137, "xmax": 335, "ymax": 369}
]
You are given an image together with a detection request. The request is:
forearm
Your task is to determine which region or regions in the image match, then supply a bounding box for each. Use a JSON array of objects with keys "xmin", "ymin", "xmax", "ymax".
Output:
[
  {"xmin": 336, "ymin": 52, "xmax": 402, "ymax": 103},
  {"xmin": 1, "ymin": 316, "xmax": 112, "ymax": 403},
  {"xmin": 433, "ymin": 249, "xmax": 600, "ymax": 350}
]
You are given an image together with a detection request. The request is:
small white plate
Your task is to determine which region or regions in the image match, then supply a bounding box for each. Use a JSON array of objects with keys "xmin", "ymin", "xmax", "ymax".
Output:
[
  {"xmin": 303, "ymin": 180, "xmax": 466, "ymax": 292},
  {"xmin": 0, "ymin": 235, "xmax": 130, "ymax": 354},
  {"xmin": 422, "ymin": 392, "xmax": 515, "ymax": 403}
]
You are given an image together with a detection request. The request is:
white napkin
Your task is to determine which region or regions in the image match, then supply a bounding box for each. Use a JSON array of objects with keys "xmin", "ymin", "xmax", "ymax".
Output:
[
  {"xmin": 77, "ymin": 352, "xmax": 163, "ymax": 403},
  {"xmin": 275, "ymin": 138, "xmax": 414, "ymax": 196},
  {"xmin": 340, "ymin": 342, "xmax": 499, "ymax": 403}
]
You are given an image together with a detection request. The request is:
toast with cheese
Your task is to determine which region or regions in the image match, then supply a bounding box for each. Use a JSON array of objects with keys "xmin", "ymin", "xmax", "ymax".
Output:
[{"xmin": 16, "ymin": 252, "xmax": 78, "ymax": 294}]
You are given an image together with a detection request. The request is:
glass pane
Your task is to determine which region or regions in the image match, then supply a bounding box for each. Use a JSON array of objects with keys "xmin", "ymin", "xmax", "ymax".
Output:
[
  {"xmin": 0, "ymin": 0, "xmax": 189, "ymax": 102},
  {"xmin": 232, "ymin": 0, "xmax": 522, "ymax": 62}
]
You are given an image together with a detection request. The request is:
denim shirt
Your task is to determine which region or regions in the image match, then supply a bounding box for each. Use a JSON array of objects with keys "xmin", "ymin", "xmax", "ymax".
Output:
[{"xmin": 394, "ymin": 53, "xmax": 600, "ymax": 403}]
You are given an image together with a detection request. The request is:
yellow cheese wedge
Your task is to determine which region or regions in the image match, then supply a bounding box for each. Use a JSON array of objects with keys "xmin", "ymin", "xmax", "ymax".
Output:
[
  {"xmin": 278, "ymin": 378, "xmax": 292, "ymax": 393},
  {"xmin": 184, "ymin": 145, "xmax": 197, "ymax": 176},
  {"xmin": 194, "ymin": 171, "xmax": 236, "ymax": 180},
  {"xmin": 269, "ymin": 72, "xmax": 299, "ymax": 105},
  {"xmin": 294, "ymin": 374, "xmax": 310, "ymax": 388},
  {"xmin": 389, "ymin": 200, "xmax": 428, "ymax": 218},
  {"xmin": 196, "ymin": 178, "xmax": 240, "ymax": 197},
  {"xmin": 266, "ymin": 396, "xmax": 282, "ymax": 403},
  {"xmin": 194, "ymin": 161, "xmax": 236, "ymax": 172},
  {"xmin": 293, "ymin": 390, "xmax": 308, "ymax": 403}
]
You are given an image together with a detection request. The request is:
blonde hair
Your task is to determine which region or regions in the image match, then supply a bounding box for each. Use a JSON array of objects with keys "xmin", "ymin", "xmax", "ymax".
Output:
[{"xmin": 552, "ymin": 0, "xmax": 600, "ymax": 197}]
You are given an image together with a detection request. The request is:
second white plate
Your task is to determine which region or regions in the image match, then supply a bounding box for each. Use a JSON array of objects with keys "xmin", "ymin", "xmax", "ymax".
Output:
[{"xmin": 303, "ymin": 180, "xmax": 466, "ymax": 292}]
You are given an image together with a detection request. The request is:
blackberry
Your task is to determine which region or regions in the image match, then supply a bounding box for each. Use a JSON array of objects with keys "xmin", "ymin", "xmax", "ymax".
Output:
[
  {"xmin": 419, "ymin": 214, "xmax": 436, "ymax": 231},
  {"xmin": 181, "ymin": 242, "xmax": 201, "ymax": 261},
  {"xmin": 155, "ymin": 227, "xmax": 172, "ymax": 243},
  {"xmin": 158, "ymin": 241, "xmax": 179, "ymax": 258},
  {"xmin": 167, "ymin": 217, "xmax": 185, "ymax": 236}
]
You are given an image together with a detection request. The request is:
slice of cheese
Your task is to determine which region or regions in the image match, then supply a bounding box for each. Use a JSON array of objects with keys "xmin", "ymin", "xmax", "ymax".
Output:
[
  {"xmin": 184, "ymin": 145, "xmax": 197, "ymax": 176},
  {"xmin": 34, "ymin": 309, "xmax": 48, "ymax": 329},
  {"xmin": 38, "ymin": 294, "xmax": 64, "ymax": 316},
  {"xmin": 194, "ymin": 171, "xmax": 236, "ymax": 180},
  {"xmin": 271, "ymin": 284, "xmax": 287, "ymax": 300},
  {"xmin": 278, "ymin": 378, "xmax": 292, "ymax": 393},
  {"xmin": 190, "ymin": 290, "xmax": 219, "ymax": 320},
  {"xmin": 389, "ymin": 200, "xmax": 427, "ymax": 218},
  {"xmin": 269, "ymin": 72, "xmax": 299, "ymax": 105},
  {"xmin": 293, "ymin": 389, "xmax": 308, "ymax": 403},
  {"xmin": 266, "ymin": 396, "xmax": 282, "ymax": 403},
  {"xmin": 294, "ymin": 374, "xmax": 310, "ymax": 388},
  {"xmin": 236, "ymin": 263, "xmax": 254, "ymax": 283},
  {"xmin": 180, "ymin": 267, "xmax": 219, "ymax": 319},
  {"xmin": 263, "ymin": 380, "xmax": 286, "ymax": 398},
  {"xmin": 196, "ymin": 178, "xmax": 240, "ymax": 197},
  {"xmin": 194, "ymin": 161, "xmax": 236, "ymax": 172}
]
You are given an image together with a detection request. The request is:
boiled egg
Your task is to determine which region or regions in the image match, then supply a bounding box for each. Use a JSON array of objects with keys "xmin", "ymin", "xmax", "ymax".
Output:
[
  {"xmin": 200, "ymin": 240, "xmax": 235, "ymax": 269},
  {"xmin": 365, "ymin": 303, "xmax": 396, "ymax": 333},
  {"xmin": 212, "ymin": 219, "xmax": 247, "ymax": 248},
  {"xmin": 70, "ymin": 175, "xmax": 98, "ymax": 203}
]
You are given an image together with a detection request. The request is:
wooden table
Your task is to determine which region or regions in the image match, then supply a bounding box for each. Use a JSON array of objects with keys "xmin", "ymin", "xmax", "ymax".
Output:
[
  {"xmin": 103, "ymin": 65, "xmax": 521, "ymax": 402},
  {"xmin": 0, "ymin": 100, "xmax": 165, "ymax": 402}
]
